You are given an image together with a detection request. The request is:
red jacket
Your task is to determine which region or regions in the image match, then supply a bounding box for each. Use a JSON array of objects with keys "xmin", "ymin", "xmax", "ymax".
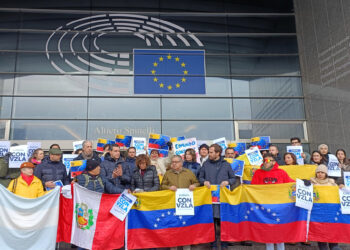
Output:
[{"xmin": 251, "ymin": 162, "xmax": 295, "ymax": 185}]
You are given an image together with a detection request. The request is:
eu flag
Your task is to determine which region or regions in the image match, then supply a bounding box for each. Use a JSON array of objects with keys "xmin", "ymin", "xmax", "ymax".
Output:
[{"xmin": 134, "ymin": 49, "xmax": 206, "ymax": 94}]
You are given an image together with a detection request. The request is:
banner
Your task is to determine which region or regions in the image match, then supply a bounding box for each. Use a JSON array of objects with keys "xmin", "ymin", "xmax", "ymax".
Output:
[
  {"xmin": 245, "ymin": 147, "xmax": 263, "ymax": 166},
  {"xmin": 250, "ymin": 136, "xmax": 270, "ymax": 150},
  {"xmin": 148, "ymin": 133, "xmax": 170, "ymax": 150},
  {"xmin": 131, "ymin": 137, "xmax": 146, "ymax": 155},
  {"xmin": 0, "ymin": 141, "xmax": 10, "ymax": 157},
  {"xmin": 295, "ymin": 179, "xmax": 313, "ymax": 210},
  {"xmin": 115, "ymin": 134, "xmax": 132, "ymax": 148},
  {"xmin": 328, "ymin": 154, "xmax": 341, "ymax": 177},
  {"xmin": 220, "ymin": 183, "xmax": 308, "ymax": 243},
  {"xmin": 287, "ymin": 146, "xmax": 304, "ymax": 165},
  {"xmin": 225, "ymin": 158, "xmax": 244, "ymax": 177},
  {"xmin": 9, "ymin": 145, "xmax": 27, "ymax": 168},
  {"xmin": 96, "ymin": 139, "xmax": 107, "ymax": 153},
  {"xmin": 127, "ymin": 187, "xmax": 215, "ymax": 249},
  {"xmin": 62, "ymin": 154, "xmax": 78, "ymax": 175},
  {"xmin": 228, "ymin": 142, "xmax": 246, "ymax": 156},
  {"xmin": 173, "ymin": 138, "xmax": 198, "ymax": 157},
  {"xmin": 0, "ymin": 185, "xmax": 60, "ymax": 250}
]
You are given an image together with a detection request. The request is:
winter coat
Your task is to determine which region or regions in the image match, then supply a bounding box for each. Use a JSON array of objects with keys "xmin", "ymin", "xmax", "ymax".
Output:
[
  {"xmin": 199, "ymin": 155, "xmax": 208, "ymax": 166},
  {"xmin": 273, "ymin": 153, "xmax": 285, "ymax": 166},
  {"xmin": 100, "ymin": 153, "xmax": 131, "ymax": 189},
  {"xmin": 183, "ymin": 161, "xmax": 201, "ymax": 177},
  {"xmin": 160, "ymin": 167, "xmax": 200, "ymax": 190},
  {"xmin": 74, "ymin": 151, "xmax": 101, "ymax": 164},
  {"xmin": 251, "ymin": 162, "xmax": 295, "ymax": 185},
  {"xmin": 311, "ymin": 177, "xmax": 336, "ymax": 186},
  {"xmin": 34, "ymin": 159, "xmax": 70, "ymax": 186},
  {"xmin": 0, "ymin": 153, "xmax": 20, "ymax": 187},
  {"xmin": 150, "ymin": 151, "xmax": 174, "ymax": 175},
  {"xmin": 131, "ymin": 165, "xmax": 159, "ymax": 192},
  {"xmin": 77, "ymin": 173, "xmax": 124, "ymax": 194},
  {"xmin": 8, "ymin": 175, "xmax": 45, "ymax": 198},
  {"xmin": 125, "ymin": 157, "xmax": 137, "ymax": 174}
]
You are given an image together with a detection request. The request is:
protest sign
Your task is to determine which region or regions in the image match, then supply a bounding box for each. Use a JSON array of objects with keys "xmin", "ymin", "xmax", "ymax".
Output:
[
  {"xmin": 173, "ymin": 138, "xmax": 198, "ymax": 157},
  {"xmin": 110, "ymin": 190, "xmax": 137, "ymax": 221},
  {"xmin": 225, "ymin": 158, "xmax": 244, "ymax": 177},
  {"xmin": 228, "ymin": 142, "xmax": 246, "ymax": 156},
  {"xmin": 96, "ymin": 139, "xmax": 107, "ymax": 152},
  {"xmin": 131, "ymin": 137, "xmax": 146, "ymax": 155},
  {"xmin": 328, "ymin": 154, "xmax": 341, "ymax": 177},
  {"xmin": 70, "ymin": 160, "xmax": 87, "ymax": 178},
  {"xmin": 9, "ymin": 145, "xmax": 28, "ymax": 168},
  {"xmin": 27, "ymin": 142, "xmax": 41, "ymax": 159},
  {"xmin": 295, "ymin": 179, "xmax": 313, "ymax": 210},
  {"xmin": 250, "ymin": 136, "xmax": 270, "ymax": 150},
  {"xmin": 62, "ymin": 154, "xmax": 78, "ymax": 175},
  {"xmin": 0, "ymin": 141, "xmax": 10, "ymax": 157},
  {"xmin": 73, "ymin": 141, "xmax": 84, "ymax": 152},
  {"xmin": 339, "ymin": 189, "xmax": 350, "ymax": 214},
  {"xmin": 344, "ymin": 172, "xmax": 350, "ymax": 188},
  {"xmin": 245, "ymin": 147, "xmax": 263, "ymax": 166},
  {"xmin": 213, "ymin": 137, "xmax": 227, "ymax": 155},
  {"xmin": 148, "ymin": 133, "xmax": 170, "ymax": 150},
  {"xmin": 287, "ymin": 145, "xmax": 304, "ymax": 165},
  {"xmin": 175, "ymin": 189, "xmax": 195, "ymax": 216},
  {"xmin": 115, "ymin": 134, "xmax": 132, "ymax": 147}
]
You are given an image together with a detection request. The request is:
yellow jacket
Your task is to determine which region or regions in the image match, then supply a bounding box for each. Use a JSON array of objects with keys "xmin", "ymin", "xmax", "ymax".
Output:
[{"xmin": 7, "ymin": 175, "xmax": 45, "ymax": 198}]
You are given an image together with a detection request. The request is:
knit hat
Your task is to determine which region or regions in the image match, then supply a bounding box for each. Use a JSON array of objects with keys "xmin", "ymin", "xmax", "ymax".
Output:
[
  {"xmin": 316, "ymin": 164, "xmax": 328, "ymax": 174},
  {"xmin": 86, "ymin": 160, "xmax": 99, "ymax": 171},
  {"xmin": 20, "ymin": 162, "xmax": 35, "ymax": 169},
  {"xmin": 49, "ymin": 148, "xmax": 63, "ymax": 155}
]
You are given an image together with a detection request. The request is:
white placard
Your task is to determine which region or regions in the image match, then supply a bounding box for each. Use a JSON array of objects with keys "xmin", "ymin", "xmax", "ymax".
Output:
[
  {"xmin": 245, "ymin": 147, "xmax": 263, "ymax": 166},
  {"xmin": 328, "ymin": 154, "xmax": 341, "ymax": 177},
  {"xmin": 0, "ymin": 141, "xmax": 10, "ymax": 157},
  {"xmin": 175, "ymin": 188, "xmax": 194, "ymax": 216},
  {"xmin": 9, "ymin": 145, "xmax": 28, "ymax": 168},
  {"xmin": 173, "ymin": 138, "xmax": 198, "ymax": 156},
  {"xmin": 287, "ymin": 145, "xmax": 304, "ymax": 165},
  {"xmin": 295, "ymin": 179, "xmax": 313, "ymax": 211},
  {"xmin": 344, "ymin": 172, "xmax": 350, "ymax": 188},
  {"xmin": 131, "ymin": 137, "xmax": 146, "ymax": 156},
  {"xmin": 73, "ymin": 140, "xmax": 84, "ymax": 152},
  {"xmin": 213, "ymin": 137, "xmax": 227, "ymax": 155},
  {"xmin": 110, "ymin": 190, "xmax": 137, "ymax": 221},
  {"xmin": 339, "ymin": 189, "xmax": 350, "ymax": 214},
  {"xmin": 27, "ymin": 142, "xmax": 41, "ymax": 159},
  {"xmin": 62, "ymin": 154, "xmax": 78, "ymax": 174}
]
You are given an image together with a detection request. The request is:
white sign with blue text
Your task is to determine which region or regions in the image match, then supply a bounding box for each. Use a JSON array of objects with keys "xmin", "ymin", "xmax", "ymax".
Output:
[
  {"xmin": 173, "ymin": 138, "xmax": 198, "ymax": 157},
  {"xmin": 110, "ymin": 190, "xmax": 137, "ymax": 221},
  {"xmin": 27, "ymin": 142, "xmax": 41, "ymax": 159},
  {"xmin": 287, "ymin": 145, "xmax": 304, "ymax": 165},
  {"xmin": 9, "ymin": 145, "xmax": 28, "ymax": 168},
  {"xmin": 339, "ymin": 189, "xmax": 350, "ymax": 214},
  {"xmin": 328, "ymin": 154, "xmax": 341, "ymax": 177},
  {"xmin": 132, "ymin": 137, "xmax": 146, "ymax": 156},
  {"xmin": 0, "ymin": 141, "xmax": 10, "ymax": 157},
  {"xmin": 295, "ymin": 179, "xmax": 313, "ymax": 211},
  {"xmin": 175, "ymin": 188, "xmax": 194, "ymax": 216},
  {"xmin": 245, "ymin": 147, "xmax": 263, "ymax": 166},
  {"xmin": 213, "ymin": 137, "xmax": 227, "ymax": 155}
]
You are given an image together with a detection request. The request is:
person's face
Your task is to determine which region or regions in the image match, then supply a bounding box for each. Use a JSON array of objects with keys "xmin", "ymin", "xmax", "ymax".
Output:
[
  {"xmin": 263, "ymin": 156, "xmax": 275, "ymax": 169},
  {"xmin": 110, "ymin": 146, "xmax": 121, "ymax": 159},
  {"xmin": 209, "ymin": 147, "xmax": 220, "ymax": 161},
  {"xmin": 83, "ymin": 142, "xmax": 93, "ymax": 156},
  {"xmin": 171, "ymin": 158, "xmax": 183, "ymax": 171},
  {"xmin": 319, "ymin": 145, "xmax": 328, "ymax": 155},
  {"xmin": 269, "ymin": 146, "xmax": 278, "ymax": 156},
  {"xmin": 337, "ymin": 151, "xmax": 346, "ymax": 161},
  {"xmin": 316, "ymin": 171, "xmax": 326, "ymax": 180},
  {"xmin": 225, "ymin": 149, "xmax": 235, "ymax": 159},
  {"xmin": 200, "ymin": 147, "xmax": 208, "ymax": 157},
  {"xmin": 138, "ymin": 160, "xmax": 147, "ymax": 170},
  {"xmin": 50, "ymin": 154, "xmax": 61, "ymax": 162},
  {"xmin": 291, "ymin": 139, "xmax": 301, "ymax": 146},
  {"xmin": 185, "ymin": 151, "xmax": 193, "ymax": 161},
  {"xmin": 150, "ymin": 150, "xmax": 159, "ymax": 160},
  {"xmin": 128, "ymin": 148, "xmax": 136, "ymax": 158},
  {"xmin": 36, "ymin": 150, "xmax": 44, "ymax": 161},
  {"xmin": 89, "ymin": 166, "xmax": 100, "ymax": 176},
  {"xmin": 21, "ymin": 167, "xmax": 33, "ymax": 176},
  {"xmin": 284, "ymin": 154, "xmax": 294, "ymax": 165},
  {"xmin": 312, "ymin": 152, "xmax": 322, "ymax": 163}
]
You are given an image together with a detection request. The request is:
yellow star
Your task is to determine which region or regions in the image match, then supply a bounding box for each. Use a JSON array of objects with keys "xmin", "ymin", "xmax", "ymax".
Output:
[
  {"xmin": 183, "ymin": 70, "xmax": 188, "ymax": 75},
  {"xmin": 181, "ymin": 62, "xmax": 186, "ymax": 67},
  {"xmin": 159, "ymin": 57, "xmax": 163, "ymax": 62},
  {"xmin": 175, "ymin": 57, "xmax": 180, "ymax": 62},
  {"xmin": 167, "ymin": 54, "xmax": 172, "ymax": 59},
  {"xmin": 151, "ymin": 70, "xmax": 156, "ymax": 75},
  {"xmin": 159, "ymin": 83, "xmax": 164, "ymax": 88},
  {"xmin": 181, "ymin": 77, "xmax": 186, "ymax": 82},
  {"xmin": 167, "ymin": 85, "xmax": 172, "ymax": 90},
  {"xmin": 153, "ymin": 77, "xmax": 158, "ymax": 82},
  {"xmin": 153, "ymin": 62, "xmax": 158, "ymax": 67},
  {"xmin": 176, "ymin": 83, "xmax": 180, "ymax": 88}
]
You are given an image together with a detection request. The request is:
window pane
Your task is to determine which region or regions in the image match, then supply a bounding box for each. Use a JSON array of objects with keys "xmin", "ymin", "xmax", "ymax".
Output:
[
  {"xmin": 0, "ymin": 32, "xmax": 18, "ymax": 50},
  {"xmin": 224, "ymin": 1, "xmax": 294, "ymax": 13},
  {"xmin": 206, "ymin": 55, "xmax": 230, "ymax": 75},
  {"xmin": 205, "ymin": 77, "xmax": 231, "ymax": 97},
  {"xmin": 15, "ymin": 75, "xmax": 89, "ymax": 96},
  {"xmin": 0, "ymin": 75, "xmax": 14, "ymax": 95},
  {"xmin": 0, "ymin": 12, "xmax": 20, "ymax": 29},
  {"xmin": 230, "ymin": 56, "xmax": 300, "ymax": 76},
  {"xmin": 162, "ymin": 121, "xmax": 234, "ymax": 140},
  {"xmin": 233, "ymin": 99, "xmax": 305, "ymax": 120},
  {"xmin": 0, "ymin": 97, "xmax": 12, "ymax": 119},
  {"xmin": 89, "ymin": 98, "xmax": 160, "ymax": 119},
  {"xmin": 12, "ymin": 97, "xmax": 87, "ymax": 119},
  {"xmin": 10, "ymin": 120, "xmax": 86, "ymax": 140},
  {"xmin": 238, "ymin": 122, "xmax": 305, "ymax": 140},
  {"xmin": 162, "ymin": 98, "xmax": 233, "ymax": 120},
  {"xmin": 0, "ymin": 52, "xmax": 16, "ymax": 73},
  {"xmin": 231, "ymin": 77, "xmax": 302, "ymax": 97},
  {"xmin": 87, "ymin": 120, "xmax": 161, "ymax": 139},
  {"xmin": 88, "ymin": 76, "xmax": 132, "ymax": 96}
]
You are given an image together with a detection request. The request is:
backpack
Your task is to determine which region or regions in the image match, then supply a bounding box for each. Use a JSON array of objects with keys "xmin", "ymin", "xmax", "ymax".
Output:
[{"xmin": 83, "ymin": 174, "xmax": 104, "ymax": 191}]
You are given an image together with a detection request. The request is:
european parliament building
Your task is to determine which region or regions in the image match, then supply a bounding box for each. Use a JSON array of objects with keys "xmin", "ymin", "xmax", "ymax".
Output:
[{"xmin": 0, "ymin": 0, "xmax": 349, "ymax": 152}]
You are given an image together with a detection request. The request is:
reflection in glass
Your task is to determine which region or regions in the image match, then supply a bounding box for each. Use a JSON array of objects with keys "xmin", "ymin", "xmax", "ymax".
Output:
[
  {"xmin": 0, "ymin": 75, "xmax": 14, "ymax": 95},
  {"xmin": 0, "ymin": 97, "xmax": 12, "ymax": 119}
]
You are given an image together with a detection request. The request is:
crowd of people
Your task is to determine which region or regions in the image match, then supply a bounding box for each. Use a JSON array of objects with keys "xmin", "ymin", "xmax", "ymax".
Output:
[{"xmin": 0, "ymin": 137, "xmax": 347, "ymax": 250}]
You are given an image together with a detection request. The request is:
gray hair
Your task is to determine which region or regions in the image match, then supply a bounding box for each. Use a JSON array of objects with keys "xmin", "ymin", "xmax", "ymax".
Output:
[
  {"xmin": 82, "ymin": 140, "xmax": 93, "ymax": 148},
  {"xmin": 171, "ymin": 155, "xmax": 183, "ymax": 163},
  {"xmin": 318, "ymin": 144, "xmax": 328, "ymax": 151}
]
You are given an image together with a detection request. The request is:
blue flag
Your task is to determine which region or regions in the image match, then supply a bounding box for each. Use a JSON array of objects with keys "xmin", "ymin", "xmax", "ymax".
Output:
[{"xmin": 134, "ymin": 49, "xmax": 206, "ymax": 94}]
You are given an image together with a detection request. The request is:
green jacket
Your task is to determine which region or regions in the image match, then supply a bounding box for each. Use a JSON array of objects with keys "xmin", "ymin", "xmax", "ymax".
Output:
[
  {"xmin": 0, "ymin": 156, "xmax": 20, "ymax": 187},
  {"xmin": 160, "ymin": 167, "xmax": 199, "ymax": 190}
]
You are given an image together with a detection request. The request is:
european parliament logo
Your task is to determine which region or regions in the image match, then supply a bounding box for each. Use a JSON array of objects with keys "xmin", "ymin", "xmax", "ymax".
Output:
[{"xmin": 134, "ymin": 49, "xmax": 206, "ymax": 94}]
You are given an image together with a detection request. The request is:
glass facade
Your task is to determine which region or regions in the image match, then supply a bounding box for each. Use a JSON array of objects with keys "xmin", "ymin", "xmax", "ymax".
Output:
[{"xmin": 0, "ymin": 0, "xmax": 307, "ymax": 145}]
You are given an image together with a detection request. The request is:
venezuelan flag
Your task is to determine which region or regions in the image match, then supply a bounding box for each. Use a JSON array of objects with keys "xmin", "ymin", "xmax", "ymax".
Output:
[
  {"xmin": 220, "ymin": 183, "xmax": 308, "ymax": 243},
  {"xmin": 115, "ymin": 134, "xmax": 132, "ymax": 147},
  {"xmin": 96, "ymin": 138, "xmax": 107, "ymax": 152},
  {"xmin": 70, "ymin": 160, "xmax": 87, "ymax": 178},
  {"xmin": 148, "ymin": 133, "xmax": 170, "ymax": 150},
  {"xmin": 308, "ymin": 186, "xmax": 350, "ymax": 243},
  {"xmin": 127, "ymin": 187, "xmax": 215, "ymax": 249},
  {"xmin": 170, "ymin": 136, "xmax": 185, "ymax": 143}
]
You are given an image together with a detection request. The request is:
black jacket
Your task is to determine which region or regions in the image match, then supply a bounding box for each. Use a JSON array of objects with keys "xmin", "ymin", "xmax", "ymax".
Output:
[
  {"xmin": 34, "ymin": 159, "xmax": 70, "ymax": 186},
  {"xmin": 100, "ymin": 153, "xmax": 131, "ymax": 189},
  {"xmin": 73, "ymin": 151, "xmax": 101, "ymax": 164},
  {"xmin": 131, "ymin": 165, "xmax": 159, "ymax": 192}
]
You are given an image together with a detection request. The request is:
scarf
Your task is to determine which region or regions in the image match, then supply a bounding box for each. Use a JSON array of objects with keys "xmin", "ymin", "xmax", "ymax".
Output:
[
  {"xmin": 31, "ymin": 158, "xmax": 41, "ymax": 165},
  {"xmin": 21, "ymin": 173, "xmax": 34, "ymax": 186}
]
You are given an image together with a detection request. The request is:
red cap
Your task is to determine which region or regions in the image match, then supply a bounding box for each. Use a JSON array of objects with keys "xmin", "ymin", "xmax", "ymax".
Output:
[{"xmin": 20, "ymin": 162, "xmax": 35, "ymax": 169}]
